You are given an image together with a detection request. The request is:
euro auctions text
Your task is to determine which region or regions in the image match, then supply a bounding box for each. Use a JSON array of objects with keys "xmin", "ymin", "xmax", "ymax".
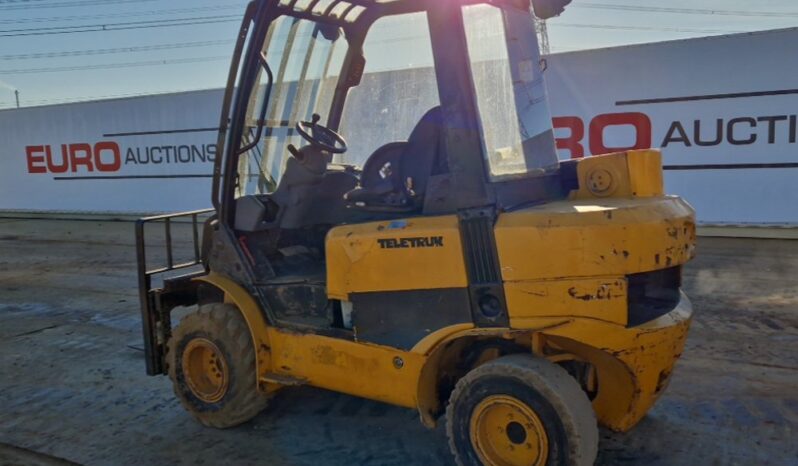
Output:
[{"xmin": 25, "ymin": 142, "xmax": 216, "ymax": 174}]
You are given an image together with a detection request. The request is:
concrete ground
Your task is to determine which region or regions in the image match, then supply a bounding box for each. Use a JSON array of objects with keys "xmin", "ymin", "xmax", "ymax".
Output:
[{"xmin": 0, "ymin": 218, "xmax": 796, "ymax": 466}]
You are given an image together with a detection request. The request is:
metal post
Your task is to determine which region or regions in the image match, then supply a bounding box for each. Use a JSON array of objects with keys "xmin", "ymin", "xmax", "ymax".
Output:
[{"xmin": 14, "ymin": 90, "xmax": 19, "ymax": 108}]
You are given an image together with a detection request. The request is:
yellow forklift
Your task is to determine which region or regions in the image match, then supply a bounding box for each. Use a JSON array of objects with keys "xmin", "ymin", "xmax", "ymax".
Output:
[{"xmin": 136, "ymin": 1, "xmax": 696, "ymax": 464}]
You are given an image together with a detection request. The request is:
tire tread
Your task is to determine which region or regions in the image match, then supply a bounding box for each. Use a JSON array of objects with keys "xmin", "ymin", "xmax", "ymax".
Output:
[
  {"xmin": 168, "ymin": 302, "xmax": 269, "ymax": 429},
  {"xmin": 445, "ymin": 354, "xmax": 598, "ymax": 466}
]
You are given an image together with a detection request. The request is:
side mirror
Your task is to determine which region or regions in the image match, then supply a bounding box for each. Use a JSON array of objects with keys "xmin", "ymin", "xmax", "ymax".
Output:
[{"xmin": 531, "ymin": 0, "xmax": 572, "ymax": 19}]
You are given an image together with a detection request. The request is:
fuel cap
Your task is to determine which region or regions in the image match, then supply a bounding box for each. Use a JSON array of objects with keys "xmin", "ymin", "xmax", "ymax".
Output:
[{"xmin": 586, "ymin": 168, "xmax": 617, "ymax": 196}]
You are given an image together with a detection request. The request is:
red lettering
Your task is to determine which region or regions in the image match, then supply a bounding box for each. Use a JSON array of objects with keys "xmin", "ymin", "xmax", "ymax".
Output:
[
  {"xmin": 68, "ymin": 143, "xmax": 94, "ymax": 172},
  {"xmin": 553, "ymin": 116, "xmax": 585, "ymax": 159},
  {"xmin": 93, "ymin": 141, "xmax": 121, "ymax": 172},
  {"xmin": 25, "ymin": 141, "xmax": 122, "ymax": 174},
  {"xmin": 589, "ymin": 112, "xmax": 652, "ymax": 155},
  {"xmin": 26, "ymin": 146, "xmax": 47, "ymax": 173},
  {"xmin": 46, "ymin": 145, "xmax": 69, "ymax": 173}
]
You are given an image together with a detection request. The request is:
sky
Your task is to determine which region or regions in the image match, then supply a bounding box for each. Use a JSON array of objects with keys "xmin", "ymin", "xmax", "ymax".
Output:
[{"xmin": 0, "ymin": 0, "xmax": 797, "ymax": 109}]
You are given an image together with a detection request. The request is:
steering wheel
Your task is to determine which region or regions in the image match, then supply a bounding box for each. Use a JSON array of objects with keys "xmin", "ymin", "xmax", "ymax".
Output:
[{"xmin": 295, "ymin": 113, "xmax": 348, "ymax": 154}]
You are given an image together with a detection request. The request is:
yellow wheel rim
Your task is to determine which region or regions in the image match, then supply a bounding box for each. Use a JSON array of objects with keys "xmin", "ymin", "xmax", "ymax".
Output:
[
  {"xmin": 469, "ymin": 395, "xmax": 549, "ymax": 466},
  {"xmin": 182, "ymin": 338, "xmax": 229, "ymax": 403}
]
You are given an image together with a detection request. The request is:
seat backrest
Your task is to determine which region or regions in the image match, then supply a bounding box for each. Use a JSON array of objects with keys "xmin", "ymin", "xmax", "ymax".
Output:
[
  {"xmin": 400, "ymin": 106, "xmax": 443, "ymax": 198},
  {"xmin": 343, "ymin": 106, "xmax": 443, "ymax": 211},
  {"xmin": 359, "ymin": 141, "xmax": 408, "ymax": 191}
]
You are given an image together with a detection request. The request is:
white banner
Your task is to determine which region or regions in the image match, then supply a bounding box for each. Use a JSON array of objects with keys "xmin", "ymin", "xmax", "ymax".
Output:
[
  {"xmin": 0, "ymin": 28, "xmax": 796, "ymax": 225},
  {"xmin": 546, "ymin": 27, "xmax": 798, "ymax": 226},
  {"xmin": 0, "ymin": 89, "xmax": 223, "ymax": 214}
]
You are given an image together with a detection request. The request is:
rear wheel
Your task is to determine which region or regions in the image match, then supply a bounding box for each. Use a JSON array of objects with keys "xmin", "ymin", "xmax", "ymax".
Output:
[
  {"xmin": 168, "ymin": 302, "xmax": 269, "ymax": 428},
  {"xmin": 446, "ymin": 354, "xmax": 598, "ymax": 466}
]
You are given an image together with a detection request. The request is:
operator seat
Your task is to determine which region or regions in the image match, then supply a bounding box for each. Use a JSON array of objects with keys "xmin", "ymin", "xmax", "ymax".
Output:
[
  {"xmin": 344, "ymin": 106, "xmax": 444, "ymax": 211},
  {"xmin": 234, "ymin": 146, "xmax": 358, "ymax": 232}
]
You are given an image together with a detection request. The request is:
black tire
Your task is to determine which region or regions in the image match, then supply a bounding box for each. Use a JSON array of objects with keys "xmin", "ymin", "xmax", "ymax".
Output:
[
  {"xmin": 168, "ymin": 302, "xmax": 269, "ymax": 428},
  {"xmin": 446, "ymin": 354, "xmax": 598, "ymax": 466}
]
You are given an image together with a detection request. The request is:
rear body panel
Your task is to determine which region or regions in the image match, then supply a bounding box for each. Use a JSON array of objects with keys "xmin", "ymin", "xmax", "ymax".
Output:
[
  {"xmin": 496, "ymin": 196, "xmax": 695, "ymax": 327},
  {"xmin": 496, "ymin": 197, "xmax": 695, "ymax": 281},
  {"xmin": 533, "ymin": 294, "xmax": 693, "ymax": 431}
]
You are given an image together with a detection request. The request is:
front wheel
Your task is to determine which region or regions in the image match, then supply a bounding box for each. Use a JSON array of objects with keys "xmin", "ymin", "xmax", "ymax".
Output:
[
  {"xmin": 446, "ymin": 354, "xmax": 598, "ymax": 466},
  {"xmin": 168, "ymin": 303, "xmax": 269, "ymax": 428}
]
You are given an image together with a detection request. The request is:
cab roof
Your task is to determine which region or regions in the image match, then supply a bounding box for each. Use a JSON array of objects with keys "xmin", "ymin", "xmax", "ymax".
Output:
[{"xmin": 271, "ymin": 0, "xmax": 529, "ymax": 26}]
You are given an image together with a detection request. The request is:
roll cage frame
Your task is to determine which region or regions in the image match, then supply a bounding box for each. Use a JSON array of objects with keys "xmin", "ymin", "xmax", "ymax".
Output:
[
  {"xmin": 138, "ymin": 0, "xmax": 576, "ymax": 376},
  {"xmin": 212, "ymin": 0, "xmax": 573, "ymax": 227}
]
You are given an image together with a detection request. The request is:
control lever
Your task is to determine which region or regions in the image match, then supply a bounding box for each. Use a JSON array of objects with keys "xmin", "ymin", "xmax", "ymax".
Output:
[{"xmin": 287, "ymin": 144, "xmax": 302, "ymax": 160}]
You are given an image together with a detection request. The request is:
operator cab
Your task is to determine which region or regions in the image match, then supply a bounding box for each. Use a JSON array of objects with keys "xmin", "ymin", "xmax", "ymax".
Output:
[{"xmin": 215, "ymin": 0, "xmax": 566, "ymax": 330}]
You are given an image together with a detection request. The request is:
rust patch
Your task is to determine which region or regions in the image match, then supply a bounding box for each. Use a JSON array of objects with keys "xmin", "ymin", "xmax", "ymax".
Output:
[
  {"xmin": 309, "ymin": 345, "xmax": 380, "ymax": 373},
  {"xmin": 311, "ymin": 345, "xmax": 338, "ymax": 365},
  {"xmin": 568, "ymin": 284, "xmax": 618, "ymax": 301}
]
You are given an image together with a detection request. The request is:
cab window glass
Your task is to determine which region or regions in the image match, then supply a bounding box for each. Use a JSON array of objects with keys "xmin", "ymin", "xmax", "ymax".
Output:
[
  {"xmin": 463, "ymin": 4, "xmax": 558, "ymax": 180},
  {"xmin": 236, "ymin": 17, "xmax": 346, "ymax": 197},
  {"xmin": 338, "ymin": 12, "xmax": 441, "ymax": 168}
]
